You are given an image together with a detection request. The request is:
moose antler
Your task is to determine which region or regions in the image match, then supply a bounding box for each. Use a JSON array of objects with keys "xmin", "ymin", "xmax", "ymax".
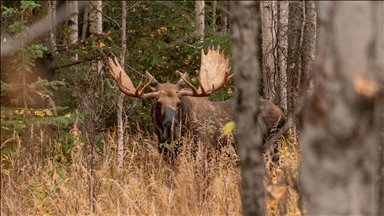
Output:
[
  {"xmin": 180, "ymin": 46, "xmax": 233, "ymax": 97},
  {"xmin": 107, "ymin": 55, "xmax": 159, "ymax": 99}
]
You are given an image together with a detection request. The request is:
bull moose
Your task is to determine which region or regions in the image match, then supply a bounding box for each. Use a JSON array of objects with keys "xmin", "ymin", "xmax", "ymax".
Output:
[{"xmin": 107, "ymin": 46, "xmax": 285, "ymax": 160}]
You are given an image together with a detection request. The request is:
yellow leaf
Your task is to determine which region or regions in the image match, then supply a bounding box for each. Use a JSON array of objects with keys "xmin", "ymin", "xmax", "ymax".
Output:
[
  {"xmin": 2, "ymin": 169, "xmax": 10, "ymax": 175},
  {"xmin": 53, "ymin": 172, "xmax": 59, "ymax": 180},
  {"xmin": 221, "ymin": 121, "xmax": 236, "ymax": 136},
  {"xmin": 34, "ymin": 110, "xmax": 45, "ymax": 117}
]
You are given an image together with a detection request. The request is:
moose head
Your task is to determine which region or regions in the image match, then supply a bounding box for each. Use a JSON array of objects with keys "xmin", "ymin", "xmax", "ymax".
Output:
[{"xmin": 107, "ymin": 46, "xmax": 234, "ymax": 145}]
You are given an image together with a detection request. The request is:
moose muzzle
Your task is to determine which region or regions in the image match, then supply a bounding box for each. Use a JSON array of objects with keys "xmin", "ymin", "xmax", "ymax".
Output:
[{"xmin": 162, "ymin": 107, "xmax": 180, "ymax": 141}]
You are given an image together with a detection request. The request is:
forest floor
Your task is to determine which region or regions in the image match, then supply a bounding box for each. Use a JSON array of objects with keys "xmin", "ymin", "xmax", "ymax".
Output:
[{"xmin": 1, "ymin": 126, "xmax": 301, "ymax": 215}]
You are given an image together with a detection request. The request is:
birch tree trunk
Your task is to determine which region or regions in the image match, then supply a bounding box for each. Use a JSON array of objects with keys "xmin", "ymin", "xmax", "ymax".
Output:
[
  {"xmin": 89, "ymin": 1, "xmax": 102, "ymax": 35},
  {"xmin": 195, "ymin": 0, "xmax": 205, "ymax": 43},
  {"xmin": 47, "ymin": 0, "xmax": 57, "ymax": 56},
  {"xmin": 117, "ymin": 0, "xmax": 127, "ymax": 173},
  {"xmin": 67, "ymin": 1, "xmax": 78, "ymax": 61},
  {"xmin": 231, "ymin": 1, "xmax": 264, "ymax": 215},
  {"xmin": 116, "ymin": 2, "xmax": 127, "ymax": 214},
  {"xmin": 89, "ymin": 1, "xmax": 102, "ymax": 74},
  {"xmin": 301, "ymin": 2, "xmax": 383, "ymax": 214}
]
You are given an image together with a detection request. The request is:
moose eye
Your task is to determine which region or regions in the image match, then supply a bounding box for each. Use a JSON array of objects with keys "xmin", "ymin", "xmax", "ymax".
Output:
[{"xmin": 177, "ymin": 103, "xmax": 181, "ymax": 109}]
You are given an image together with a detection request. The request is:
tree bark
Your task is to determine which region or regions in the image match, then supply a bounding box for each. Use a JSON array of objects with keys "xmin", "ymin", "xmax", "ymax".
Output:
[
  {"xmin": 81, "ymin": 2, "xmax": 89, "ymax": 40},
  {"xmin": 212, "ymin": 0, "xmax": 216, "ymax": 29},
  {"xmin": 89, "ymin": 1, "xmax": 102, "ymax": 74},
  {"xmin": 286, "ymin": 2, "xmax": 304, "ymax": 116},
  {"xmin": 89, "ymin": 1, "xmax": 102, "ymax": 35},
  {"xmin": 220, "ymin": 2, "xmax": 228, "ymax": 33},
  {"xmin": 260, "ymin": 1, "xmax": 277, "ymax": 102},
  {"xmin": 87, "ymin": 1, "xmax": 102, "ymax": 213},
  {"xmin": 231, "ymin": 2, "xmax": 264, "ymax": 215},
  {"xmin": 117, "ymin": 0, "xmax": 127, "ymax": 173},
  {"xmin": 301, "ymin": 2, "xmax": 383, "ymax": 215},
  {"xmin": 278, "ymin": 0, "xmax": 289, "ymax": 114},
  {"xmin": 302, "ymin": 1, "xmax": 317, "ymax": 93},
  {"xmin": 47, "ymin": 0, "xmax": 57, "ymax": 56},
  {"xmin": 67, "ymin": 1, "xmax": 78, "ymax": 61},
  {"xmin": 195, "ymin": 0, "xmax": 205, "ymax": 43}
]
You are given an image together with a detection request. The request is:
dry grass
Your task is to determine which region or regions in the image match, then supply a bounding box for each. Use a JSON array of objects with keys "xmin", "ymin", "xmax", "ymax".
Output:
[{"xmin": 1, "ymin": 126, "xmax": 301, "ymax": 215}]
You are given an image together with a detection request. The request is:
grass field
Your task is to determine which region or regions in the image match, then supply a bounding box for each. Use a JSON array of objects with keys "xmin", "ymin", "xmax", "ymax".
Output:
[{"xmin": 1, "ymin": 126, "xmax": 301, "ymax": 215}]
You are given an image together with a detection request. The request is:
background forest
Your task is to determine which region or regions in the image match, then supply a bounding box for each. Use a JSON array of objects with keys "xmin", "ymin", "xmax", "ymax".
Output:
[{"xmin": 1, "ymin": 1, "xmax": 383, "ymax": 215}]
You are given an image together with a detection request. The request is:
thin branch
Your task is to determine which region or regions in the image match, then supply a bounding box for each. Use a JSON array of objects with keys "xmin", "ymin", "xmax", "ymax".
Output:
[{"xmin": 51, "ymin": 58, "xmax": 95, "ymax": 71}]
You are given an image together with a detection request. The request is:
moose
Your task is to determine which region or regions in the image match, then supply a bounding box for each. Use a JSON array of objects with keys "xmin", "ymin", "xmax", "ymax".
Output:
[{"xmin": 107, "ymin": 46, "xmax": 286, "ymax": 160}]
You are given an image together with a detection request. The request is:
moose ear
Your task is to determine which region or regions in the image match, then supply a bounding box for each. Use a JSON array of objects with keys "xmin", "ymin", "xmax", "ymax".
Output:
[
  {"xmin": 145, "ymin": 71, "xmax": 159, "ymax": 91},
  {"xmin": 177, "ymin": 73, "xmax": 189, "ymax": 89}
]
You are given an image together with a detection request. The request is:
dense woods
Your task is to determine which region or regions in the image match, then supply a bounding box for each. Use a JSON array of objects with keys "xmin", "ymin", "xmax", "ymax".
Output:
[{"xmin": 1, "ymin": 1, "xmax": 383, "ymax": 215}]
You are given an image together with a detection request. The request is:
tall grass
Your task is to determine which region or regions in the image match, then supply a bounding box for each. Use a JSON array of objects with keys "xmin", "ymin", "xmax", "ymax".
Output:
[{"xmin": 1, "ymin": 126, "xmax": 301, "ymax": 215}]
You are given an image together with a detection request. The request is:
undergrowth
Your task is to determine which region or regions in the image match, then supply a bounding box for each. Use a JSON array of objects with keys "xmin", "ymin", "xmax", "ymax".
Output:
[{"xmin": 1, "ymin": 125, "xmax": 301, "ymax": 215}]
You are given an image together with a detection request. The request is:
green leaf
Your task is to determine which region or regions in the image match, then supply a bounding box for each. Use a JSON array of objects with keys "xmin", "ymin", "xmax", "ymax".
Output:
[
  {"xmin": 45, "ymin": 109, "xmax": 53, "ymax": 117},
  {"xmin": 21, "ymin": 1, "xmax": 41, "ymax": 12},
  {"xmin": 2, "ymin": 7, "xmax": 18, "ymax": 16}
]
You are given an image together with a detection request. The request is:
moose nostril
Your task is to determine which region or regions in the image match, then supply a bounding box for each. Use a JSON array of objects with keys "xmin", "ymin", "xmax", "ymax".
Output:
[{"xmin": 163, "ymin": 119, "xmax": 179, "ymax": 131}]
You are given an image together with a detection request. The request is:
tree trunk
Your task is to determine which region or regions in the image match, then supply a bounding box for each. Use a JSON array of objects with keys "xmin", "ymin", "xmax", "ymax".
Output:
[
  {"xmin": 81, "ymin": 2, "xmax": 89, "ymax": 40},
  {"xmin": 212, "ymin": 0, "xmax": 216, "ymax": 28},
  {"xmin": 260, "ymin": 1, "xmax": 277, "ymax": 102},
  {"xmin": 301, "ymin": 2, "xmax": 383, "ymax": 215},
  {"xmin": 195, "ymin": 0, "xmax": 205, "ymax": 43},
  {"xmin": 286, "ymin": 2, "xmax": 304, "ymax": 117},
  {"xmin": 87, "ymin": 1, "xmax": 102, "ymax": 213},
  {"xmin": 89, "ymin": 1, "xmax": 102, "ymax": 74},
  {"xmin": 302, "ymin": 1, "xmax": 317, "ymax": 93},
  {"xmin": 67, "ymin": 1, "xmax": 78, "ymax": 61},
  {"xmin": 277, "ymin": 0, "xmax": 289, "ymax": 114},
  {"xmin": 47, "ymin": 0, "xmax": 57, "ymax": 56},
  {"xmin": 117, "ymin": 0, "xmax": 127, "ymax": 173},
  {"xmin": 231, "ymin": 2, "xmax": 264, "ymax": 215},
  {"xmin": 220, "ymin": 2, "xmax": 228, "ymax": 33},
  {"xmin": 89, "ymin": 1, "xmax": 102, "ymax": 35}
]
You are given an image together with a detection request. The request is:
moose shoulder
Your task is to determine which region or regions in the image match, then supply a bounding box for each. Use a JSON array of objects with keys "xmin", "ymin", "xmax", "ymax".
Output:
[{"xmin": 107, "ymin": 46, "xmax": 285, "ymax": 159}]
